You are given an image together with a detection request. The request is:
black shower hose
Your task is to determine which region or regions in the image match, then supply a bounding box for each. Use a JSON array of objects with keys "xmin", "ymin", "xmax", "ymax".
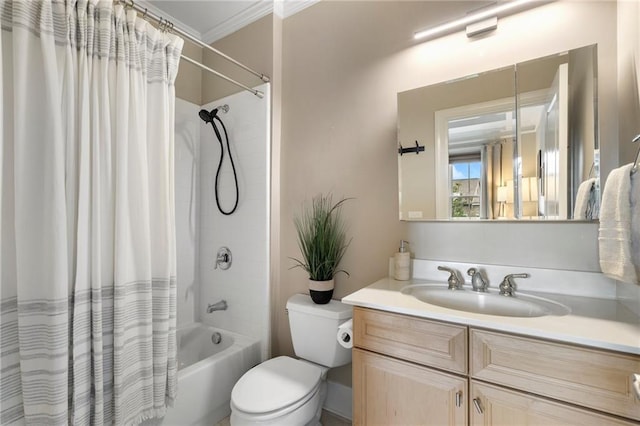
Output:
[{"xmin": 207, "ymin": 115, "xmax": 239, "ymax": 215}]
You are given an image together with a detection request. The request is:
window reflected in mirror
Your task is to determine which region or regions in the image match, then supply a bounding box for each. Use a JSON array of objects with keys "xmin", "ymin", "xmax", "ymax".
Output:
[{"xmin": 449, "ymin": 159, "xmax": 481, "ymax": 218}]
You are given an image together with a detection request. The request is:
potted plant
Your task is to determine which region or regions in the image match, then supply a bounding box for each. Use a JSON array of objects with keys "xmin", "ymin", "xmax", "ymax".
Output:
[{"xmin": 290, "ymin": 194, "xmax": 351, "ymax": 304}]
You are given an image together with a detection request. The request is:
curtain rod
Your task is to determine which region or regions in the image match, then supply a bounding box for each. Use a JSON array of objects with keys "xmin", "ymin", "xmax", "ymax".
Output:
[{"xmin": 120, "ymin": 0, "xmax": 269, "ymax": 98}]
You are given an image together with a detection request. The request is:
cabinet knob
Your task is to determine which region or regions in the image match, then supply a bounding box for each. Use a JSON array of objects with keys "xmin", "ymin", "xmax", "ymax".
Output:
[
  {"xmin": 633, "ymin": 374, "xmax": 640, "ymax": 400},
  {"xmin": 455, "ymin": 391, "xmax": 463, "ymax": 407},
  {"xmin": 473, "ymin": 398, "xmax": 484, "ymax": 414}
]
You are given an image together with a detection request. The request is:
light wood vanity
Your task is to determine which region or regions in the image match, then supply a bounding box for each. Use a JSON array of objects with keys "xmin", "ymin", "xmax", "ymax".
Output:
[
  {"xmin": 344, "ymin": 272, "xmax": 640, "ymax": 426},
  {"xmin": 352, "ymin": 307, "xmax": 640, "ymax": 425}
]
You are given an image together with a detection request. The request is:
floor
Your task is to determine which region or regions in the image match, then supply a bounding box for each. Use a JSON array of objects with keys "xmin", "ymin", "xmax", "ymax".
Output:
[
  {"xmin": 320, "ymin": 410, "xmax": 351, "ymax": 426},
  {"xmin": 215, "ymin": 410, "xmax": 351, "ymax": 425}
]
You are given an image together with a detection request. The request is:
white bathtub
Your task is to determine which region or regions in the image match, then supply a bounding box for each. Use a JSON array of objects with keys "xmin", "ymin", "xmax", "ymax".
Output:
[{"xmin": 161, "ymin": 323, "xmax": 261, "ymax": 426}]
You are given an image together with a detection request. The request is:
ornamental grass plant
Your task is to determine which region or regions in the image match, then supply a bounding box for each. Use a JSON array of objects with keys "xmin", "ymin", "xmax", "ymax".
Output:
[{"xmin": 290, "ymin": 194, "xmax": 351, "ymax": 281}]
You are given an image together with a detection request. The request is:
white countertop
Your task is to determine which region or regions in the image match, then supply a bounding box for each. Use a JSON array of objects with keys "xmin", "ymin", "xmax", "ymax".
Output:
[{"xmin": 342, "ymin": 277, "xmax": 640, "ymax": 355}]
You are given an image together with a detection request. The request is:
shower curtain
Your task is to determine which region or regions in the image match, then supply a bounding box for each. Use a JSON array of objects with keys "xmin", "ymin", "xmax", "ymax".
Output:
[{"xmin": 1, "ymin": 1, "xmax": 182, "ymax": 424}]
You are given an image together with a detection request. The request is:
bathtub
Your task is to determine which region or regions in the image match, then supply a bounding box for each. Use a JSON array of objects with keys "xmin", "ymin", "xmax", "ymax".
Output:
[{"xmin": 161, "ymin": 323, "xmax": 261, "ymax": 426}]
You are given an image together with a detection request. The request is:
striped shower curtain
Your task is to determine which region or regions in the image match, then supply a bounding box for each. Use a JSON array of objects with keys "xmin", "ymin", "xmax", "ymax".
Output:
[{"xmin": 1, "ymin": 1, "xmax": 182, "ymax": 424}]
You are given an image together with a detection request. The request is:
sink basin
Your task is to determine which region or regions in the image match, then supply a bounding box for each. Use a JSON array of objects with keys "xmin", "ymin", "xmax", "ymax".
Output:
[{"xmin": 401, "ymin": 284, "xmax": 570, "ymax": 317}]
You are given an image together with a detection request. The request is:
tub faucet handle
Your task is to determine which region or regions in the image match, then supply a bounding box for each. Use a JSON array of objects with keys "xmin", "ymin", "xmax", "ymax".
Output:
[{"xmin": 215, "ymin": 247, "xmax": 232, "ymax": 270}]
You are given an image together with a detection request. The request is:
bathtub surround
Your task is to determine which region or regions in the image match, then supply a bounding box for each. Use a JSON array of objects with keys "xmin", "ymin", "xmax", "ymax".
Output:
[
  {"xmin": 1, "ymin": 2, "xmax": 182, "ymax": 424},
  {"xmin": 169, "ymin": 71, "xmax": 271, "ymax": 426},
  {"xmin": 175, "ymin": 98, "xmax": 203, "ymax": 327},
  {"xmin": 198, "ymin": 84, "xmax": 271, "ymax": 360}
]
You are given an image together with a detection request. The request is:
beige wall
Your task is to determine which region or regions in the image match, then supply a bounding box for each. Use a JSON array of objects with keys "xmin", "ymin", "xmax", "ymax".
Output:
[
  {"xmin": 270, "ymin": 14, "xmax": 284, "ymax": 361},
  {"xmin": 277, "ymin": 1, "xmax": 622, "ymax": 388},
  {"xmin": 279, "ymin": 1, "xmax": 434, "ymax": 384},
  {"xmin": 202, "ymin": 15, "xmax": 274, "ymax": 104},
  {"xmin": 175, "ymin": 39, "xmax": 203, "ymax": 105},
  {"xmin": 175, "ymin": 15, "xmax": 274, "ymax": 106}
]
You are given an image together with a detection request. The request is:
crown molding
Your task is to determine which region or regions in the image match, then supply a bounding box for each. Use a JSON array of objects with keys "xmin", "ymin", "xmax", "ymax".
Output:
[
  {"xmin": 135, "ymin": 0, "xmax": 321, "ymax": 46},
  {"xmin": 202, "ymin": 0, "xmax": 274, "ymax": 44},
  {"xmin": 135, "ymin": 0, "xmax": 203, "ymax": 41},
  {"xmin": 278, "ymin": 0, "xmax": 321, "ymax": 19}
]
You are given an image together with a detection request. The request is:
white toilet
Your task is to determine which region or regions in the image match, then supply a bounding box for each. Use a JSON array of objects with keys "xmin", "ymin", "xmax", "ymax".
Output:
[{"xmin": 229, "ymin": 294, "xmax": 353, "ymax": 425}]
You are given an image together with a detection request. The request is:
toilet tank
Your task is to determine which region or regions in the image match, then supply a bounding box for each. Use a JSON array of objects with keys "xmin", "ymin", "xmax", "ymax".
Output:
[{"xmin": 286, "ymin": 294, "xmax": 353, "ymax": 368}]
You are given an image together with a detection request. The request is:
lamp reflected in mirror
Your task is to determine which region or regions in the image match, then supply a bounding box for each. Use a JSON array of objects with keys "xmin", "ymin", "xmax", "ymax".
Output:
[
  {"xmin": 496, "ymin": 185, "xmax": 508, "ymax": 219},
  {"xmin": 521, "ymin": 176, "xmax": 539, "ymax": 219}
]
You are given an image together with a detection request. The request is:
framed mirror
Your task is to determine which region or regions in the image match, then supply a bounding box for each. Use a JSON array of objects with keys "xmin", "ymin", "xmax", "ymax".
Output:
[{"xmin": 398, "ymin": 44, "xmax": 598, "ymax": 221}]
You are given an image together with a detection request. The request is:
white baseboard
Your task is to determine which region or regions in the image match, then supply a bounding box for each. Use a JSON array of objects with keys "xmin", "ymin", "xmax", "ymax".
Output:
[{"xmin": 324, "ymin": 380, "xmax": 352, "ymax": 421}]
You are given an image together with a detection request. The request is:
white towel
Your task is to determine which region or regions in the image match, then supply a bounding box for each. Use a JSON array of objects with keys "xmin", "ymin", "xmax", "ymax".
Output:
[
  {"xmin": 598, "ymin": 163, "xmax": 637, "ymax": 284},
  {"xmin": 574, "ymin": 177, "xmax": 596, "ymax": 219},
  {"xmin": 631, "ymin": 170, "xmax": 640, "ymax": 280}
]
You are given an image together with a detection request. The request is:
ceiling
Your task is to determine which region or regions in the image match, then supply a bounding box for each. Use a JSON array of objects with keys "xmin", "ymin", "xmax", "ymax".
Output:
[{"xmin": 140, "ymin": 0, "xmax": 317, "ymax": 44}]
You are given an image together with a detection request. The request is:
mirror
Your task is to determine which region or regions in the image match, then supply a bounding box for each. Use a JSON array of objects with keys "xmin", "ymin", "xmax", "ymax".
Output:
[{"xmin": 398, "ymin": 45, "xmax": 598, "ymax": 221}]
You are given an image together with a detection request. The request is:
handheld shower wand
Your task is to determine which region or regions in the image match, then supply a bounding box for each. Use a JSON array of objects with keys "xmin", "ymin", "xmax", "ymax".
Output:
[{"xmin": 199, "ymin": 105, "xmax": 239, "ymax": 215}]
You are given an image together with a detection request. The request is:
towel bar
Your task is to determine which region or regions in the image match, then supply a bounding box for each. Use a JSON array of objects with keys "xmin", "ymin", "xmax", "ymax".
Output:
[{"xmin": 632, "ymin": 134, "xmax": 640, "ymax": 175}]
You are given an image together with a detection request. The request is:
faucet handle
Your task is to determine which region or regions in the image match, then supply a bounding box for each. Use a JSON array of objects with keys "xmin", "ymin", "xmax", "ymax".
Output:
[
  {"xmin": 499, "ymin": 273, "xmax": 529, "ymax": 296},
  {"xmin": 438, "ymin": 266, "xmax": 463, "ymax": 290}
]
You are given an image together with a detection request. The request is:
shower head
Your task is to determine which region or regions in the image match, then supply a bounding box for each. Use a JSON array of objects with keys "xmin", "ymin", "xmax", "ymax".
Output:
[
  {"xmin": 198, "ymin": 104, "xmax": 230, "ymax": 123},
  {"xmin": 198, "ymin": 108, "xmax": 219, "ymax": 123}
]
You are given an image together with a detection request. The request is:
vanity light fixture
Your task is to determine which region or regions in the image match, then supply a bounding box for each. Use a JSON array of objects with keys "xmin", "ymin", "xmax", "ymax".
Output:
[{"xmin": 413, "ymin": 0, "xmax": 535, "ymax": 41}]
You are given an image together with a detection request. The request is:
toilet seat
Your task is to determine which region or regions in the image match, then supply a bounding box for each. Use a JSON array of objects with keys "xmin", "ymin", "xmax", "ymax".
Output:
[{"xmin": 231, "ymin": 356, "xmax": 322, "ymax": 420}]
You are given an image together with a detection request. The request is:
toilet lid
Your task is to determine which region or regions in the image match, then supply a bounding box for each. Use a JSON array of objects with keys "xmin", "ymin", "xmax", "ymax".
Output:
[{"xmin": 231, "ymin": 356, "xmax": 321, "ymax": 414}]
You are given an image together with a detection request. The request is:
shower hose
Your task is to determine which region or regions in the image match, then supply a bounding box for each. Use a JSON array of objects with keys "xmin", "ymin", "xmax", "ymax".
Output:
[{"xmin": 207, "ymin": 115, "xmax": 239, "ymax": 215}]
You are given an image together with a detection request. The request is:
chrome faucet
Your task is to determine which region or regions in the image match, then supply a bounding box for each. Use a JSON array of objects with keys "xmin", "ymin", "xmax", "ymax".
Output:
[
  {"xmin": 467, "ymin": 268, "xmax": 488, "ymax": 292},
  {"xmin": 499, "ymin": 273, "xmax": 529, "ymax": 296},
  {"xmin": 438, "ymin": 266, "xmax": 463, "ymax": 290},
  {"xmin": 207, "ymin": 300, "xmax": 228, "ymax": 313}
]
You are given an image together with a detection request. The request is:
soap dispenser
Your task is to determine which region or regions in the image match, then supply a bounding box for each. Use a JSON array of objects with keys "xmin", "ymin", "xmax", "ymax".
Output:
[{"xmin": 394, "ymin": 240, "xmax": 411, "ymax": 281}]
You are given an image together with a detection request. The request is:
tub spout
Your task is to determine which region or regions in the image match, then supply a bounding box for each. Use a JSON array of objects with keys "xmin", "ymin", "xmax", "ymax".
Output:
[{"xmin": 207, "ymin": 300, "xmax": 228, "ymax": 313}]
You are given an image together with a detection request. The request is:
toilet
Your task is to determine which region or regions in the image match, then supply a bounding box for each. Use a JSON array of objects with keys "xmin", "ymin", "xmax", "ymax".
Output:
[{"xmin": 230, "ymin": 294, "xmax": 353, "ymax": 425}]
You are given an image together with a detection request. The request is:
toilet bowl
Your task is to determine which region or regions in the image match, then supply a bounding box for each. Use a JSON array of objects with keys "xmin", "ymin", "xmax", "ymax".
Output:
[
  {"xmin": 230, "ymin": 356, "xmax": 327, "ymax": 426},
  {"xmin": 229, "ymin": 294, "xmax": 352, "ymax": 426}
]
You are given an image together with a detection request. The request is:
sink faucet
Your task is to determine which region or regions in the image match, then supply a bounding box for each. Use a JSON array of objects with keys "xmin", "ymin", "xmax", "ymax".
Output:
[
  {"xmin": 467, "ymin": 268, "xmax": 488, "ymax": 292},
  {"xmin": 207, "ymin": 300, "xmax": 228, "ymax": 313},
  {"xmin": 438, "ymin": 266, "xmax": 463, "ymax": 290},
  {"xmin": 499, "ymin": 273, "xmax": 529, "ymax": 297}
]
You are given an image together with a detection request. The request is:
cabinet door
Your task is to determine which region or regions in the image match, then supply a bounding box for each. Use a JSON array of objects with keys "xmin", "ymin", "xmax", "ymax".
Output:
[
  {"xmin": 470, "ymin": 381, "xmax": 638, "ymax": 426},
  {"xmin": 353, "ymin": 348, "xmax": 467, "ymax": 426}
]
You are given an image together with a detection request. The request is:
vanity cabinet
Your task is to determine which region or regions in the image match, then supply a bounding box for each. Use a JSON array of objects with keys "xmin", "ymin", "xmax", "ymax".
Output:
[
  {"xmin": 352, "ymin": 308, "xmax": 468, "ymax": 425},
  {"xmin": 352, "ymin": 307, "xmax": 640, "ymax": 426},
  {"xmin": 353, "ymin": 349, "xmax": 467, "ymax": 425}
]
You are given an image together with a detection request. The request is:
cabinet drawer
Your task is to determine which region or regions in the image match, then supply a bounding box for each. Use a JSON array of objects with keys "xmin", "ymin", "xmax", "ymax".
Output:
[
  {"xmin": 354, "ymin": 307, "xmax": 467, "ymax": 374},
  {"xmin": 471, "ymin": 329, "xmax": 640, "ymax": 421},
  {"xmin": 471, "ymin": 381, "xmax": 638, "ymax": 426}
]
